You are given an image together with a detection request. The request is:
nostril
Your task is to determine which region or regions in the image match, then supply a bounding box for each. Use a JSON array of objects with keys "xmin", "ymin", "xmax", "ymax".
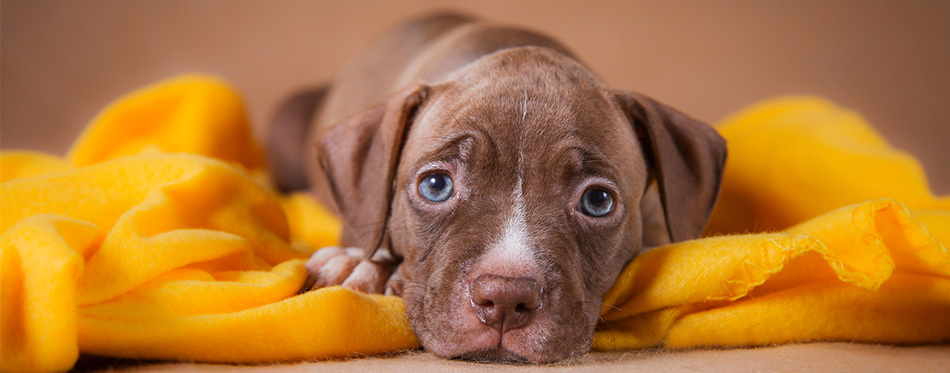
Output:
[
  {"xmin": 470, "ymin": 274, "xmax": 542, "ymax": 332},
  {"xmin": 471, "ymin": 291, "xmax": 494, "ymax": 308}
]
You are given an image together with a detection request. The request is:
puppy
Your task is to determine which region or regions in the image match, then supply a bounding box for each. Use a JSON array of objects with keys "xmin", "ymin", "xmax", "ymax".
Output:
[{"xmin": 268, "ymin": 13, "xmax": 726, "ymax": 363}]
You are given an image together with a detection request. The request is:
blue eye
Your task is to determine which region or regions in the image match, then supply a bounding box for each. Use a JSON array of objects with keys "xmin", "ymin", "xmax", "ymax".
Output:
[
  {"xmin": 418, "ymin": 172, "xmax": 454, "ymax": 202},
  {"xmin": 580, "ymin": 187, "xmax": 614, "ymax": 217}
]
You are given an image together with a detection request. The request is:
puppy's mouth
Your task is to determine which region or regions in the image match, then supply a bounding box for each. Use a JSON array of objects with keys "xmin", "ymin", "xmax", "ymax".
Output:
[
  {"xmin": 406, "ymin": 271, "xmax": 597, "ymax": 364},
  {"xmin": 413, "ymin": 296, "xmax": 595, "ymax": 364}
]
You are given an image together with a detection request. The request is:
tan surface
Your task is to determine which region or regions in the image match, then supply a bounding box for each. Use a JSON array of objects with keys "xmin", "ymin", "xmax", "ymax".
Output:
[
  {"xmin": 4, "ymin": 1, "xmax": 949, "ymax": 370},
  {"xmin": 2, "ymin": 1, "xmax": 949, "ymax": 193},
  {"xmin": 80, "ymin": 344, "xmax": 949, "ymax": 372}
]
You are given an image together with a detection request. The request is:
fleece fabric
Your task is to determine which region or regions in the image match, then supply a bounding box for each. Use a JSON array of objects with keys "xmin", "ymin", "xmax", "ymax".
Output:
[{"xmin": 1, "ymin": 76, "xmax": 947, "ymax": 371}]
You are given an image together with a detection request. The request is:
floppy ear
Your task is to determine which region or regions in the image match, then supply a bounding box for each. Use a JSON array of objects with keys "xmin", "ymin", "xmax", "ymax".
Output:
[
  {"xmin": 267, "ymin": 85, "xmax": 328, "ymax": 192},
  {"xmin": 315, "ymin": 84, "xmax": 430, "ymax": 257},
  {"xmin": 616, "ymin": 91, "xmax": 727, "ymax": 242}
]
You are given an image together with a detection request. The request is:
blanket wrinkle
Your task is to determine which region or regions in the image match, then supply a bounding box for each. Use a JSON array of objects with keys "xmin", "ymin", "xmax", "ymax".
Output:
[
  {"xmin": 705, "ymin": 96, "xmax": 949, "ymax": 235},
  {"xmin": 594, "ymin": 199, "xmax": 949, "ymax": 351},
  {"xmin": 1, "ymin": 76, "xmax": 947, "ymax": 372},
  {"xmin": 66, "ymin": 75, "xmax": 266, "ymax": 174}
]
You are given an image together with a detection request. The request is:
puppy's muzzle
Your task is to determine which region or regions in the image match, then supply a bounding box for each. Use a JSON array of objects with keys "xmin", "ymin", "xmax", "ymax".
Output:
[{"xmin": 470, "ymin": 274, "xmax": 542, "ymax": 333}]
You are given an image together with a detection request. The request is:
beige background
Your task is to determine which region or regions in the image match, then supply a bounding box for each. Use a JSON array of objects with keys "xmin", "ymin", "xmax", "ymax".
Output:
[{"xmin": 2, "ymin": 0, "xmax": 949, "ymax": 194}]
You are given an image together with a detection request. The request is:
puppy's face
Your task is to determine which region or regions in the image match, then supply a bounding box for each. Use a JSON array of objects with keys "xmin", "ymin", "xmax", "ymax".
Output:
[
  {"xmin": 317, "ymin": 48, "xmax": 725, "ymax": 363},
  {"xmin": 389, "ymin": 73, "xmax": 646, "ymax": 362}
]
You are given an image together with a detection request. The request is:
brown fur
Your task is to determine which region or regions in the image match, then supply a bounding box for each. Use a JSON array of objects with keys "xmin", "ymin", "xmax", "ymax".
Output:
[{"xmin": 269, "ymin": 13, "xmax": 726, "ymax": 363}]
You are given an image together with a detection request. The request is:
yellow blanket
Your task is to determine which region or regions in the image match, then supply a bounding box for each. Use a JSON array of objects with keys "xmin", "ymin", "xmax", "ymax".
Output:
[{"xmin": 2, "ymin": 76, "xmax": 948, "ymax": 371}]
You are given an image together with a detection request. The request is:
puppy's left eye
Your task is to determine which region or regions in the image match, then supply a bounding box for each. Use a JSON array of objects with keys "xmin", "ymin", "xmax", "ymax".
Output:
[
  {"xmin": 418, "ymin": 172, "xmax": 454, "ymax": 202},
  {"xmin": 580, "ymin": 187, "xmax": 614, "ymax": 217}
]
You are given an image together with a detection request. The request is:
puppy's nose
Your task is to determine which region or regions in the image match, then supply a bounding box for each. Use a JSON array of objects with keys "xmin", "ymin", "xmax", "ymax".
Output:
[{"xmin": 470, "ymin": 274, "xmax": 541, "ymax": 332}]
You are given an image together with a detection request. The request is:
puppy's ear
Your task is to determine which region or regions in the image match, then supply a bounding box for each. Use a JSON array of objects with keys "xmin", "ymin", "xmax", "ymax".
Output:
[
  {"xmin": 316, "ymin": 84, "xmax": 430, "ymax": 256},
  {"xmin": 267, "ymin": 85, "xmax": 328, "ymax": 192},
  {"xmin": 616, "ymin": 91, "xmax": 727, "ymax": 242}
]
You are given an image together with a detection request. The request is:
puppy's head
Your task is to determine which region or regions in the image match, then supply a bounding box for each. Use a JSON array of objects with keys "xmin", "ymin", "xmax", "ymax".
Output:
[{"xmin": 316, "ymin": 47, "xmax": 725, "ymax": 363}]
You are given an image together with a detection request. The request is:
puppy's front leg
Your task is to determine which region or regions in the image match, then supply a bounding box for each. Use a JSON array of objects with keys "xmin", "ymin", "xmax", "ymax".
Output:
[{"xmin": 302, "ymin": 247, "xmax": 397, "ymax": 294}]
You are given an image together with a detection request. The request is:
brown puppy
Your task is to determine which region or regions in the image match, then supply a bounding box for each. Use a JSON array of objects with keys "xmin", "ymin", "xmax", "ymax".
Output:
[{"xmin": 269, "ymin": 13, "xmax": 726, "ymax": 363}]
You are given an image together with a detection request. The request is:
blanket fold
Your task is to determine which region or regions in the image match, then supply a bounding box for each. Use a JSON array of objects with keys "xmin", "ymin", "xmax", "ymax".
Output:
[
  {"xmin": 594, "ymin": 199, "xmax": 950, "ymax": 350},
  {"xmin": 1, "ymin": 76, "xmax": 947, "ymax": 371}
]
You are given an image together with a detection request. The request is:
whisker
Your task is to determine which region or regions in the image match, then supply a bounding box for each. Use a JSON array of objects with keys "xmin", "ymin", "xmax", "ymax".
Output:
[
  {"xmin": 578, "ymin": 300, "xmax": 623, "ymax": 312},
  {"xmin": 388, "ymin": 279, "xmax": 435, "ymax": 291}
]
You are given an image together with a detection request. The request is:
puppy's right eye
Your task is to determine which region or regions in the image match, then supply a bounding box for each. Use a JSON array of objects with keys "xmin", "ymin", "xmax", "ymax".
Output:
[{"xmin": 418, "ymin": 172, "xmax": 454, "ymax": 202}]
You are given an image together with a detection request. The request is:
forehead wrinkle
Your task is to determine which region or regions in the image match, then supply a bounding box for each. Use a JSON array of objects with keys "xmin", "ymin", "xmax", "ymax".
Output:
[
  {"xmin": 575, "ymin": 146, "xmax": 617, "ymax": 177},
  {"xmin": 524, "ymin": 133, "xmax": 617, "ymax": 180},
  {"xmin": 409, "ymin": 125, "xmax": 502, "ymax": 174},
  {"xmin": 410, "ymin": 133, "xmax": 472, "ymax": 163}
]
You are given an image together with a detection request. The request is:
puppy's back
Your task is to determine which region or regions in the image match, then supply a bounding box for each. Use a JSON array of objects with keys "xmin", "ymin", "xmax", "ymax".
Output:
[{"xmin": 316, "ymin": 13, "xmax": 477, "ymax": 130}]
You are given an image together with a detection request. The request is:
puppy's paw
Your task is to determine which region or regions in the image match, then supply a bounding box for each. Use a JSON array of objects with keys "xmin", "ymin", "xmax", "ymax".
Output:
[
  {"xmin": 302, "ymin": 246, "xmax": 395, "ymax": 294},
  {"xmin": 385, "ymin": 271, "xmax": 404, "ymax": 296},
  {"xmin": 342, "ymin": 260, "xmax": 392, "ymax": 294},
  {"xmin": 302, "ymin": 246, "xmax": 361, "ymax": 291}
]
